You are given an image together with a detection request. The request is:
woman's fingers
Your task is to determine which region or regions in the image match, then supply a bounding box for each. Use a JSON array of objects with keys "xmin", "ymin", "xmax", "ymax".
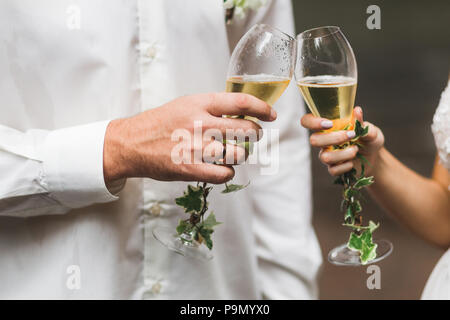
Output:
[
  {"xmin": 300, "ymin": 113, "xmax": 334, "ymax": 130},
  {"xmin": 309, "ymin": 130, "xmax": 356, "ymax": 148},
  {"xmin": 327, "ymin": 161, "xmax": 354, "ymax": 176},
  {"xmin": 319, "ymin": 146, "xmax": 359, "ymax": 165}
]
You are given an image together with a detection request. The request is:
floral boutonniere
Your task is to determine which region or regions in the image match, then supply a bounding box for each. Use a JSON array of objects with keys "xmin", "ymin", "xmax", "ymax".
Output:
[{"xmin": 223, "ymin": 0, "xmax": 268, "ymax": 24}]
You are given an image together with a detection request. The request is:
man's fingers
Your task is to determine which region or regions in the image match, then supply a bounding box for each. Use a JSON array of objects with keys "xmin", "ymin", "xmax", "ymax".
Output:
[
  {"xmin": 300, "ymin": 113, "xmax": 334, "ymax": 131},
  {"xmin": 213, "ymin": 116, "xmax": 263, "ymax": 140},
  {"xmin": 309, "ymin": 130, "xmax": 356, "ymax": 148},
  {"xmin": 185, "ymin": 163, "xmax": 235, "ymax": 184},
  {"xmin": 205, "ymin": 92, "xmax": 276, "ymax": 122},
  {"xmin": 222, "ymin": 143, "xmax": 247, "ymax": 165},
  {"xmin": 202, "ymin": 140, "xmax": 248, "ymax": 165},
  {"xmin": 319, "ymin": 146, "xmax": 358, "ymax": 166}
]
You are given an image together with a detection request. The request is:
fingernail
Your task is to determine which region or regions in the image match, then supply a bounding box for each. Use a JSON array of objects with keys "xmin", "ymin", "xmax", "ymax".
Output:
[
  {"xmin": 270, "ymin": 108, "xmax": 277, "ymax": 120},
  {"xmin": 321, "ymin": 120, "xmax": 333, "ymax": 129},
  {"xmin": 347, "ymin": 131, "xmax": 356, "ymax": 139}
]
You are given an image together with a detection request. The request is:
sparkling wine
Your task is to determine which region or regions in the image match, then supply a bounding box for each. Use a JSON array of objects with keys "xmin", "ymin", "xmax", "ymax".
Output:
[
  {"xmin": 297, "ymin": 75, "xmax": 357, "ymax": 130},
  {"xmin": 226, "ymin": 75, "xmax": 290, "ymax": 106},
  {"xmin": 225, "ymin": 75, "xmax": 290, "ymax": 122}
]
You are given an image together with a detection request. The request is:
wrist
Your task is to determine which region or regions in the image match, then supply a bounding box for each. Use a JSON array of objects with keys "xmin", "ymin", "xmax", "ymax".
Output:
[
  {"xmin": 368, "ymin": 147, "xmax": 386, "ymax": 178},
  {"xmin": 103, "ymin": 119, "xmax": 129, "ymax": 185}
]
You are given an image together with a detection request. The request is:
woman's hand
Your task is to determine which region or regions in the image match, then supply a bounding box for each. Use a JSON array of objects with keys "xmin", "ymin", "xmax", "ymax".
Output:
[{"xmin": 300, "ymin": 106, "xmax": 385, "ymax": 176}]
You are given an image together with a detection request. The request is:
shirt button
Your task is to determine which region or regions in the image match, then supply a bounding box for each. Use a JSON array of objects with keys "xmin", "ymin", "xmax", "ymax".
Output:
[
  {"xmin": 145, "ymin": 46, "xmax": 157, "ymax": 59},
  {"xmin": 148, "ymin": 203, "xmax": 162, "ymax": 217},
  {"xmin": 151, "ymin": 282, "xmax": 162, "ymax": 294}
]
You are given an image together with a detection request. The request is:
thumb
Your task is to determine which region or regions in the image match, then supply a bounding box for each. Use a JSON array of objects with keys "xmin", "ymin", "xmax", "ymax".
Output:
[{"xmin": 354, "ymin": 106, "xmax": 364, "ymax": 123}]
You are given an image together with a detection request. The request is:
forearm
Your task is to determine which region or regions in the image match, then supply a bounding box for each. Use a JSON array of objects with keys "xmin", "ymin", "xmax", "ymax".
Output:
[{"xmin": 369, "ymin": 147, "xmax": 450, "ymax": 247}]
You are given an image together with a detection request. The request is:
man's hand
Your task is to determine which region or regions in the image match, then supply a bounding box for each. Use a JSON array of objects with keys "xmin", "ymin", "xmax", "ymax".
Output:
[
  {"xmin": 300, "ymin": 106, "xmax": 384, "ymax": 176},
  {"xmin": 103, "ymin": 93, "xmax": 276, "ymax": 187}
]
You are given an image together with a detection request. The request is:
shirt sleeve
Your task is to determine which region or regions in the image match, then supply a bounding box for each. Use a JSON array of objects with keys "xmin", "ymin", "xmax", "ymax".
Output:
[
  {"xmin": 0, "ymin": 121, "xmax": 118, "ymax": 217},
  {"xmin": 230, "ymin": 0, "xmax": 323, "ymax": 299}
]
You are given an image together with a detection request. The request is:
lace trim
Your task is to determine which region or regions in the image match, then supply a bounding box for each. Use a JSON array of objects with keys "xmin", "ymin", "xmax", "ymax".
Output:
[{"xmin": 431, "ymin": 82, "xmax": 450, "ymax": 173}]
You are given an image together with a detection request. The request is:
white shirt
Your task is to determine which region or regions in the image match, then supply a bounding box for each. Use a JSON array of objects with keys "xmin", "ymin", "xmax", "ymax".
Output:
[{"xmin": 0, "ymin": 0, "xmax": 322, "ymax": 299}]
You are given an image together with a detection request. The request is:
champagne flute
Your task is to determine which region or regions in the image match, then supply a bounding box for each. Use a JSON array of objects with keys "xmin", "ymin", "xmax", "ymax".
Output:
[
  {"xmin": 226, "ymin": 24, "xmax": 295, "ymax": 117},
  {"xmin": 295, "ymin": 26, "xmax": 393, "ymax": 266},
  {"xmin": 226, "ymin": 24, "xmax": 295, "ymax": 155},
  {"xmin": 153, "ymin": 24, "xmax": 295, "ymax": 261}
]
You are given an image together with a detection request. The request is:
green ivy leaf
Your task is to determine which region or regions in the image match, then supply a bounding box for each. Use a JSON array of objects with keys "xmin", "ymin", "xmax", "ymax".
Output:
[
  {"xmin": 203, "ymin": 212, "xmax": 222, "ymax": 229},
  {"xmin": 354, "ymin": 120, "xmax": 369, "ymax": 137},
  {"xmin": 354, "ymin": 176, "xmax": 374, "ymax": 189},
  {"xmin": 176, "ymin": 220, "xmax": 192, "ymax": 235},
  {"xmin": 344, "ymin": 188, "xmax": 358, "ymax": 199},
  {"xmin": 348, "ymin": 232, "xmax": 363, "ymax": 251},
  {"xmin": 198, "ymin": 227, "xmax": 214, "ymax": 250},
  {"xmin": 221, "ymin": 181, "xmax": 250, "ymax": 193},
  {"xmin": 360, "ymin": 242, "xmax": 377, "ymax": 265},
  {"xmin": 175, "ymin": 185, "xmax": 204, "ymax": 213},
  {"xmin": 347, "ymin": 225, "xmax": 379, "ymax": 264},
  {"xmin": 345, "ymin": 206, "xmax": 354, "ymax": 222},
  {"xmin": 368, "ymin": 220, "xmax": 380, "ymax": 233}
]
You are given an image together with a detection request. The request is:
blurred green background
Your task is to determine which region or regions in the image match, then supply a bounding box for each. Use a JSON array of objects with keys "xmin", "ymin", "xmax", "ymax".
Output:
[{"xmin": 292, "ymin": 0, "xmax": 450, "ymax": 299}]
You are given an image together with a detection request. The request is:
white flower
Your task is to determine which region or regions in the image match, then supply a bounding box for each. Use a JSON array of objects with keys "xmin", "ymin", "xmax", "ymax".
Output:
[
  {"xmin": 223, "ymin": 0, "xmax": 268, "ymax": 21},
  {"xmin": 223, "ymin": 0, "xmax": 235, "ymax": 10}
]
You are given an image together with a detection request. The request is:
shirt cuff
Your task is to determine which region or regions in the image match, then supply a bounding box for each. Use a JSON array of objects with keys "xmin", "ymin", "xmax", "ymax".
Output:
[{"xmin": 41, "ymin": 120, "xmax": 118, "ymax": 208}]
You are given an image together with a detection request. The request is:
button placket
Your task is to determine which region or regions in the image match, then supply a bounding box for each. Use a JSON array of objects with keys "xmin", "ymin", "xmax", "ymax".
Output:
[{"xmin": 138, "ymin": 0, "xmax": 172, "ymax": 300}]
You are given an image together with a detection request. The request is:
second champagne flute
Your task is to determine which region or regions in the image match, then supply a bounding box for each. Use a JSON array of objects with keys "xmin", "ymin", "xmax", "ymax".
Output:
[
  {"xmin": 295, "ymin": 26, "xmax": 357, "ymax": 132},
  {"xmin": 295, "ymin": 26, "xmax": 393, "ymax": 266}
]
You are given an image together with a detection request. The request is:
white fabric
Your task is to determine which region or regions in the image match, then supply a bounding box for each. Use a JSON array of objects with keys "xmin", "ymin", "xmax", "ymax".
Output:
[
  {"xmin": 422, "ymin": 81, "xmax": 450, "ymax": 300},
  {"xmin": 422, "ymin": 250, "xmax": 450, "ymax": 299},
  {"xmin": 0, "ymin": 0, "xmax": 321, "ymax": 299},
  {"xmin": 431, "ymin": 82, "xmax": 450, "ymax": 173}
]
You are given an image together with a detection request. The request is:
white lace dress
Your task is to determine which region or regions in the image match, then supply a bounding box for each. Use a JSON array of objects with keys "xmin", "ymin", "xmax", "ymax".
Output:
[{"xmin": 421, "ymin": 82, "xmax": 450, "ymax": 299}]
